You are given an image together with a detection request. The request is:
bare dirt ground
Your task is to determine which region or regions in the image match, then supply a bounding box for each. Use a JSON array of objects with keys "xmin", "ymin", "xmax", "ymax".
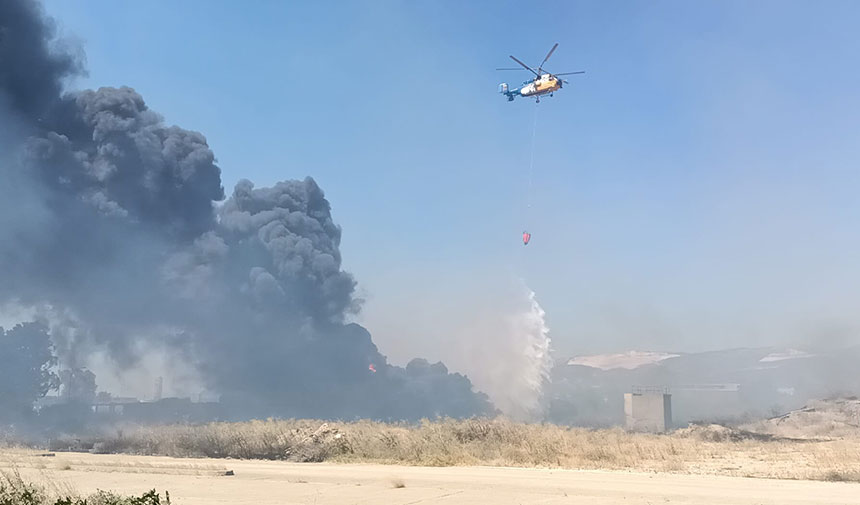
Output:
[{"xmin": 3, "ymin": 450, "xmax": 859, "ymax": 505}]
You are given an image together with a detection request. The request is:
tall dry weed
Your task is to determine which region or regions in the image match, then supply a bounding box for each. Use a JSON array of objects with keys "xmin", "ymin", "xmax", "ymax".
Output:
[{"xmin": 44, "ymin": 418, "xmax": 860, "ymax": 481}]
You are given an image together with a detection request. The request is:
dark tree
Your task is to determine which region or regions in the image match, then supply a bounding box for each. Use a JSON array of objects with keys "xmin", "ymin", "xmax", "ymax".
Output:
[{"xmin": 0, "ymin": 322, "xmax": 59, "ymax": 422}]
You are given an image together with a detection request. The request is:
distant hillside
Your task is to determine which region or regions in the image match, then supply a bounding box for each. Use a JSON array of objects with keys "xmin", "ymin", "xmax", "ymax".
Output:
[{"xmin": 547, "ymin": 346, "xmax": 860, "ymax": 427}]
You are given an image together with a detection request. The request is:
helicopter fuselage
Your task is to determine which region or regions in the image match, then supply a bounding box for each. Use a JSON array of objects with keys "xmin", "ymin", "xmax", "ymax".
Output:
[{"xmin": 499, "ymin": 74, "xmax": 562, "ymax": 102}]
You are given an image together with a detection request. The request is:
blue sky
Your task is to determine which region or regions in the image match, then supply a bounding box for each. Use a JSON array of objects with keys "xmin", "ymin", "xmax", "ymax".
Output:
[{"xmin": 43, "ymin": 1, "xmax": 860, "ymax": 362}]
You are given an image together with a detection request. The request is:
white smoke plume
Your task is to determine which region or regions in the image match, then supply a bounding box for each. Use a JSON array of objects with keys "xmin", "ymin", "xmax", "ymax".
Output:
[{"xmin": 446, "ymin": 280, "xmax": 552, "ymax": 420}]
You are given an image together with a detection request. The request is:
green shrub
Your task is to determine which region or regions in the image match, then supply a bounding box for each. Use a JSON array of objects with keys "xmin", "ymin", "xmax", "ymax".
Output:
[{"xmin": 0, "ymin": 471, "xmax": 169, "ymax": 505}]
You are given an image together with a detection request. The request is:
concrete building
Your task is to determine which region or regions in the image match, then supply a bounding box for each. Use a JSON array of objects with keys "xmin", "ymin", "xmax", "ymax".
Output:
[{"xmin": 624, "ymin": 392, "xmax": 672, "ymax": 432}]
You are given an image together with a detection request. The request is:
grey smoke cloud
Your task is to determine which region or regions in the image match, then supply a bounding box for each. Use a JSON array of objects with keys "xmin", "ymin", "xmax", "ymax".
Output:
[
  {"xmin": 0, "ymin": 0, "xmax": 82, "ymax": 121},
  {"xmin": 0, "ymin": 0, "xmax": 493, "ymax": 420}
]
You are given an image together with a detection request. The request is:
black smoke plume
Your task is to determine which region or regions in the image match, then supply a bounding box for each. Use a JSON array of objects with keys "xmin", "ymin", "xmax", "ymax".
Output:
[{"xmin": 0, "ymin": 0, "xmax": 493, "ymax": 420}]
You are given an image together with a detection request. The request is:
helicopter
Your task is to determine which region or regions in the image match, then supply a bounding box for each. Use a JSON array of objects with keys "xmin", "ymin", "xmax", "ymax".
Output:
[{"xmin": 497, "ymin": 43, "xmax": 584, "ymax": 103}]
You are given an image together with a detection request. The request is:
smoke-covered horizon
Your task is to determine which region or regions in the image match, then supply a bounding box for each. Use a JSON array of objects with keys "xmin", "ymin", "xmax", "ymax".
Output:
[{"xmin": 0, "ymin": 0, "xmax": 496, "ymax": 420}]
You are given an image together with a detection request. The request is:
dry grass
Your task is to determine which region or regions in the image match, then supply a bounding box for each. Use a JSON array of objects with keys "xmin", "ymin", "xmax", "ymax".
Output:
[
  {"xmin": 42, "ymin": 418, "xmax": 860, "ymax": 482},
  {"xmin": 822, "ymin": 469, "xmax": 860, "ymax": 482}
]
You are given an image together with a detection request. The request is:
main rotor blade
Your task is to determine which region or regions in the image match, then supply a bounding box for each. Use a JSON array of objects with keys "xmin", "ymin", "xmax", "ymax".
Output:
[
  {"xmin": 495, "ymin": 68, "xmax": 526, "ymax": 71},
  {"xmin": 538, "ymin": 43, "xmax": 559, "ymax": 72},
  {"xmin": 553, "ymin": 71, "xmax": 586, "ymax": 76},
  {"xmin": 509, "ymin": 55, "xmax": 540, "ymax": 77}
]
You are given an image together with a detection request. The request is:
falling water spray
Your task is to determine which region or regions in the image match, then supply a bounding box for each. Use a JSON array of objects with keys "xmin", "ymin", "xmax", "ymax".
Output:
[{"xmin": 449, "ymin": 280, "xmax": 552, "ymax": 420}]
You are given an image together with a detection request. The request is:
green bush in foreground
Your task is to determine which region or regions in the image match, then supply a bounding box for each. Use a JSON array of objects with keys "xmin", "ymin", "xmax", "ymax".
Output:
[{"xmin": 0, "ymin": 471, "xmax": 169, "ymax": 505}]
